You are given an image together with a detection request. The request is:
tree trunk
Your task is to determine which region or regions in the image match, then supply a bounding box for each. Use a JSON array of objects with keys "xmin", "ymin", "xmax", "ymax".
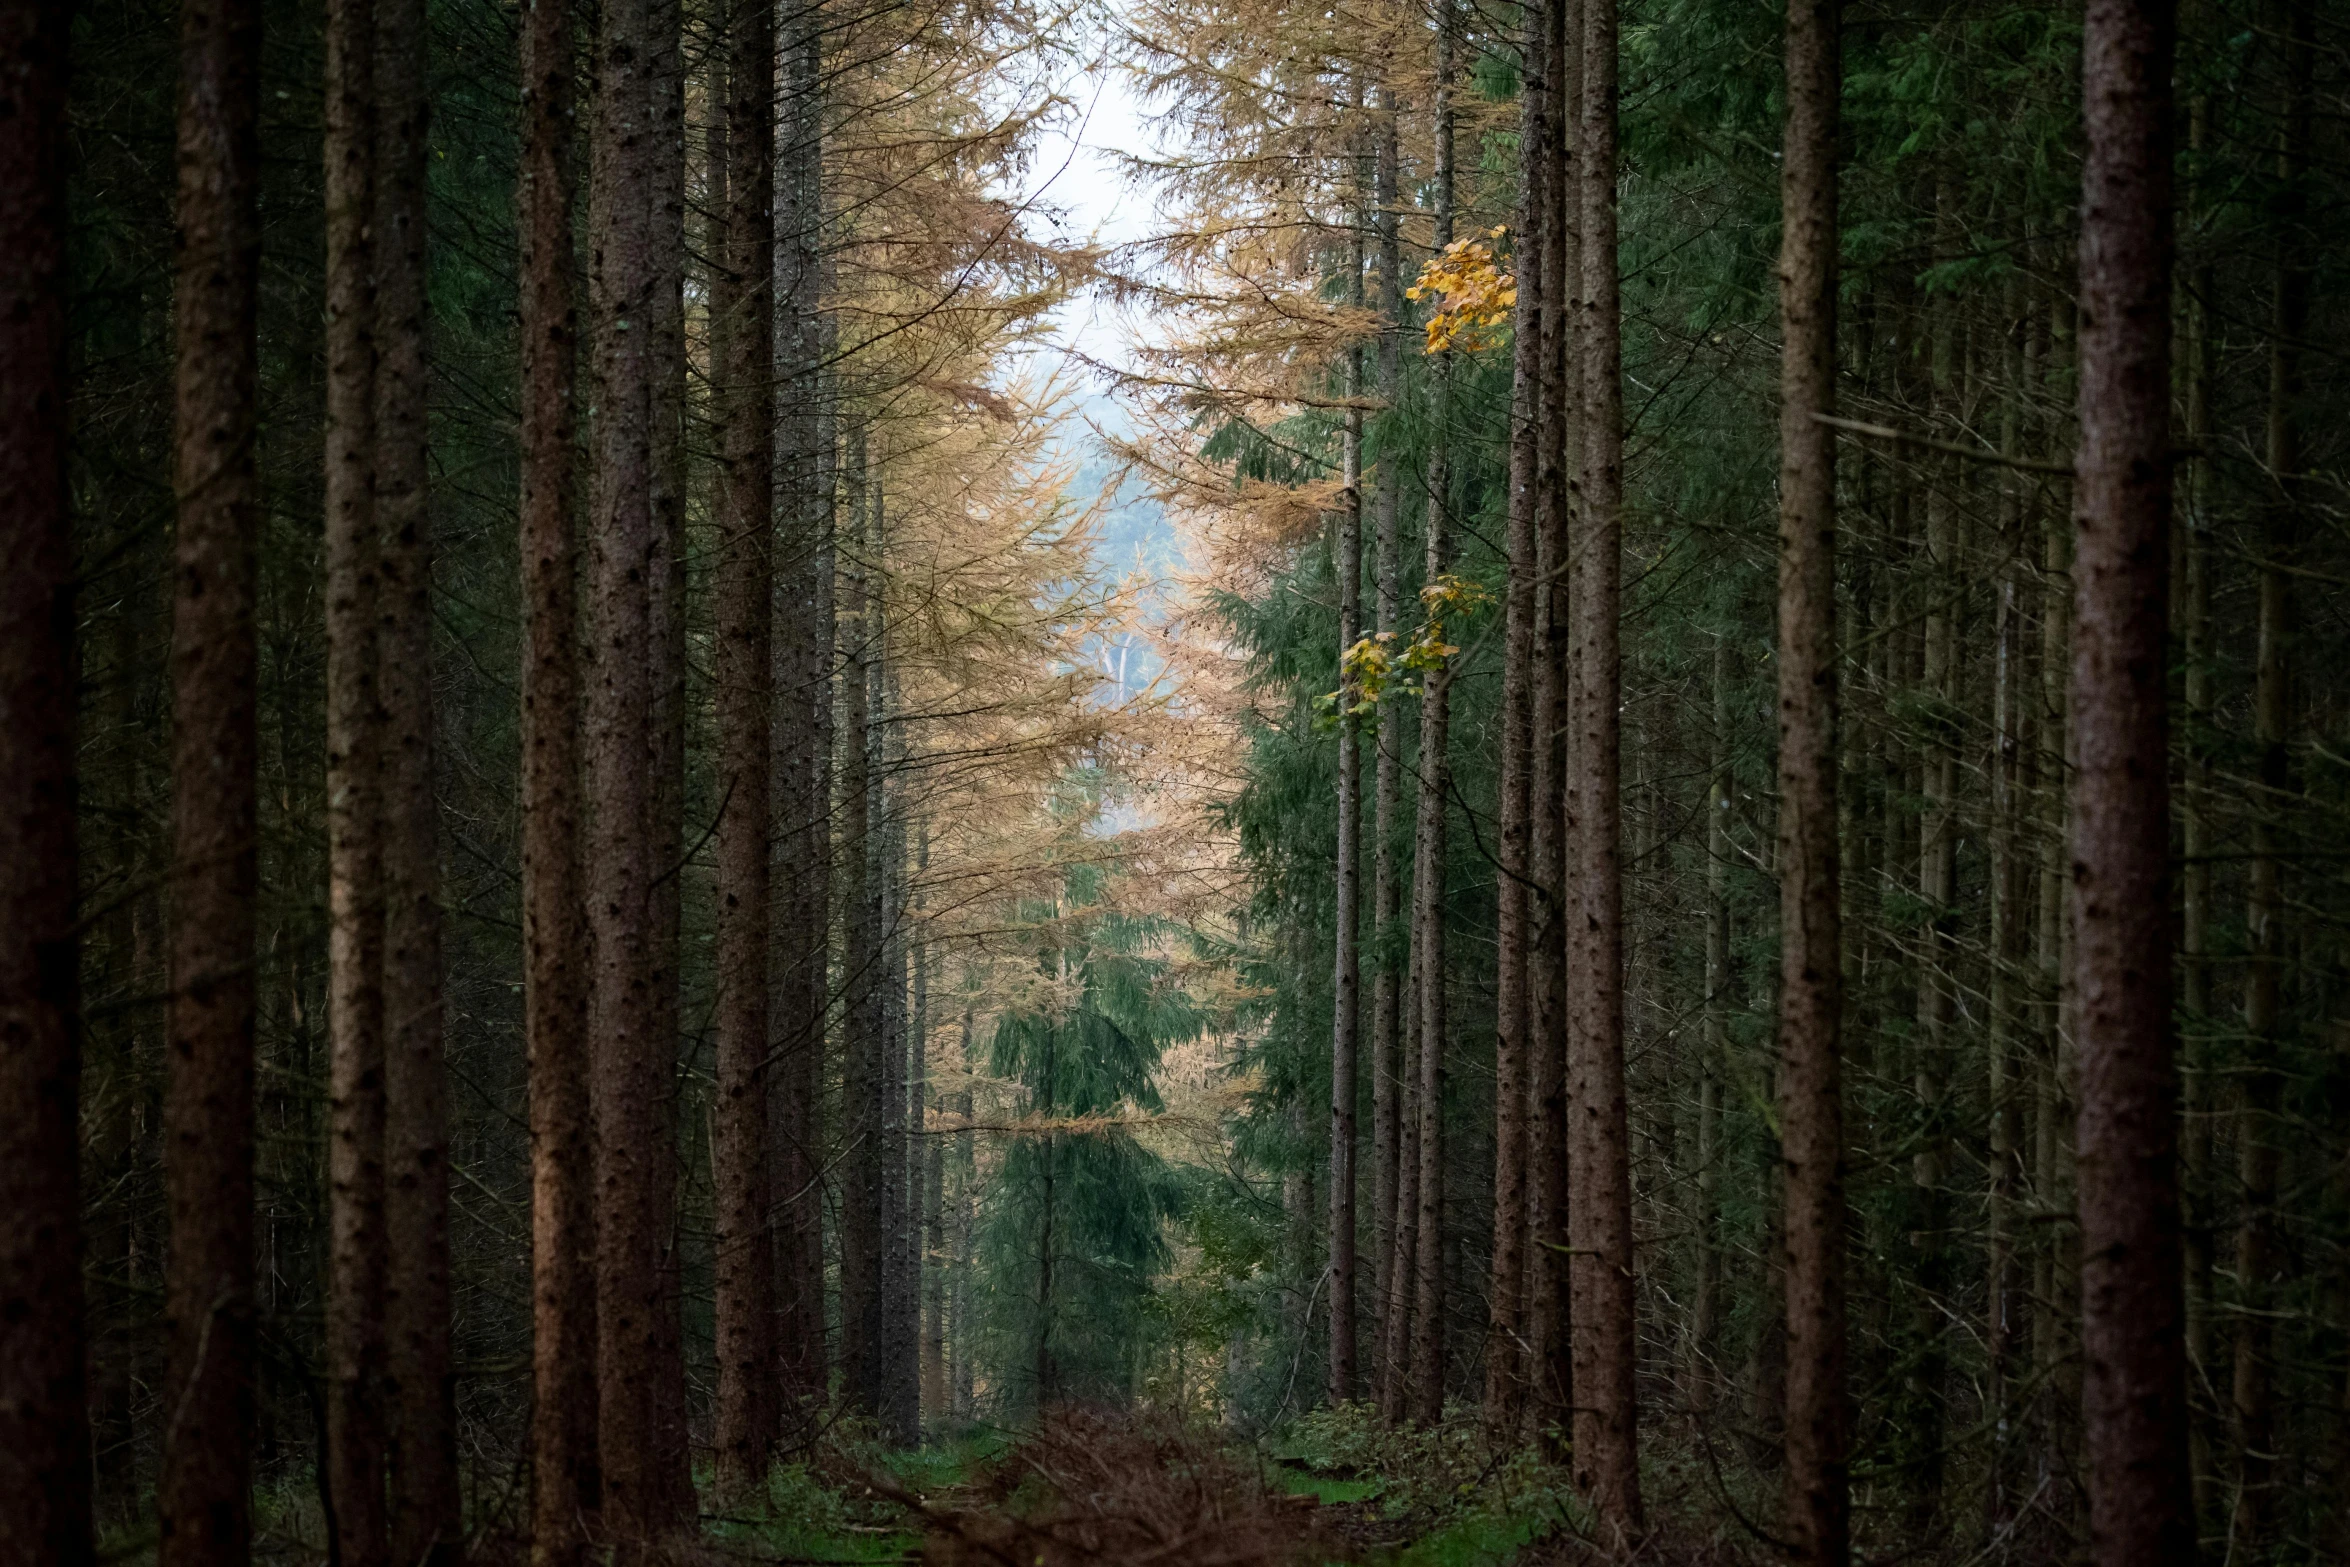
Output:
[
  {"xmin": 837, "ymin": 428, "xmax": 883, "ymax": 1415},
  {"xmin": 1690, "ymin": 641, "xmax": 1730, "ymax": 1417},
  {"xmin": 1484, "ymin": 15, "xmax": 1542, "ymax": 1439},
  {"xmin": 1327, "ymin": 148, "xmax": 1367, "ymax": 1407},
  {"xmin": 156, "ymin": 0, "xmax": 261, "ymax": 1554},
  {"xmin": 772, "ymin": 7, "xmax": 833, "ymax": 1413},
  {"xmin": 711, "ymin": 0, "xmax": 780, "ymax": 1493},
  {"xmin": 1369, "ymin": 87, "xmax": 1406, "ymax": 1419},
  {"xmin": 1406, "ymin": 25, "xmax": 1455, "ymax": 1430},
  {"xmin": 2071, "ymin": 2, "xmax": 2192, "ymax": 1562},
  {"xmin": 1775, "ymin": 0, "xmax": 1847, "ymax": 1558},
  {"xmin": 373, "ymin": 1, "xmax": 457, "ymax": 1554},
  {"xmin": 1524, "ymin": 0, "xmax": 1576, "ymax": 1449},
  {"xmin": 0, "ymin": 0, "xmax": 88, "ymax": 1554},
  {"xmin": 323, "ymin": 0, "xmax": 390, "ymax": 1549},
  {"xmin": 585, "ymin": 0, "xmax": 667, "ymax": 1528},
  {"xmin": 519, "ymin": 0, "xmax": 598, "ymax": 1553},
  {"xmin": 642, "ymin": 0, "xmax": 691, "ymax": 1513},
  {"xmin": 1565, "ymin": 0, "xmax": 1640, "ymax": 1538}
]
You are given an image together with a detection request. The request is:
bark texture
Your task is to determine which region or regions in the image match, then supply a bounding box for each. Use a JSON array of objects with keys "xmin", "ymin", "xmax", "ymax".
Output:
[
  {"xmin": 374, "ymin": 0, "xmax": 458, "ymax": 1555},
  {"xmin": 2072, "ymin": 2, "xmax": 2192, "ymax": 1562},
  {"xmin": 1566, "ymin": 0, "xmax": 1641, "ymax": 1536},
  {"xmin": 518, "ymin": 0, "xmax": 599, "ymax": 1557},
  {"xmin": 711, "ymin": 0, "xmax": 780, "ymax": 1495},
  {"xmin": 1776, "ymin": 0, "xmax": 1848, "ymax": 1559},
  {"xmin": 323, "ymin": 0, "xmax": 390, "ymax": 1551}
]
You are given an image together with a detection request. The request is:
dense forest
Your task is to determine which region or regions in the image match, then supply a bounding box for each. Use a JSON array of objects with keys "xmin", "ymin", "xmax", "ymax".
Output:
[{"xmin": 3, "ymin": 0, "xmax": 2348, "ymax": 1561}]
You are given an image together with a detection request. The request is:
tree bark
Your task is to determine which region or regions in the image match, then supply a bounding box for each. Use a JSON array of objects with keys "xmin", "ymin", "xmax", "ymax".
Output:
[
  {"xmin": 1523, "ymin": 0, "xmax": 1576, "ymax": 1448},
  {"xmin": 1690, "ymin": 641, "xmax": 1730, "ymax": 1417},
  {"xmin": 1566, "ymin": 0, "xmax": 1640, "ymax": 1537},
  {"xmin": 585, "ymin": 0, "xmax": 667, "ymax": 1529},
  {"xmin": 712, "ymin": 0, "xmax": 780, "ymax": 1494},
  {"xmin": 323, "ymin": 0, "xmax": 390, "ymax": 1549},
  {"xmin": 1328, "ymin": 155, "xmax": 1365, "ymax": 1407},
  {"xmin": 2071, "ymin": 2, "xmax": 2192, "ymax": 1562},
  {"xmin": 837, "ymin": 428, "xmax": 883, "ymax": 1415},
  {"xmin": 1484, "ymin": 15, "xmax": 1542, "ymax": 1439},
  {"xmin": 1406, "ymin": 22, "xmax": 1456, "ymax": 1430},
  {"xmin": 1775, "ymin": 0, "xmax": 1847, "ymax": 1558},
  {"xmin": 156, "ymin": 0, "xmax": 261, "ymax": 1554},
  {"xmin": 373, "ymin": 1, "xmax": 457, "ymax": 1555},
  {"xmin": 642, "ymin": 0, "xmax": 691, "ymax": 1513},
  {"xmin": 0, "ymin": 0, "xmax": 88, "ymax": 1556},
  {"xmin": 518, "ymin": 0, "xmax": 599, "ymax": 1555},
  {"xmin": 772, "ymin": 7, "xmax": 833, "ymax": 1412},
  {"xmin": 1369, "ymin": 86, "xmax": 1406, "ymax": 1419}
]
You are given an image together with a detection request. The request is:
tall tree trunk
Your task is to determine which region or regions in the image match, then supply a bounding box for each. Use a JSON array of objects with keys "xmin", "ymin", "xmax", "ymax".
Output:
[
  {"xmin": 156, "ymin": 0, "xmax": 261, "ymax": 1553},
  {"xmin": 323, "ymin": 0, "xmax": 390, "ymax": 1549},
  {"xmin": 837, "ymin": 428, "xmax": 882, "ymax": 1415},
  {"xmin": 1566, "ymin": 0, "xmax": 1640, "ymax": 1536},
  {"xmin": 1524, "ymin": 0, "xmax": 1576, "ymax": 1447},
  {"xmin": 1406, "ymin": 20, "xmax": 1455, "ymax": 1430},
  {"xmin": 1775, "ymin": 0, "xmax": 1847, "ymax": 1558},
  {"xmin": 711, "ymin": 0, "xmax": 780, "ymax": 1494},
  {"xmin": 0, "ymin": 0, "xmax": 88, "ymax": 1555},
  {"xmin": 518, "ymin": 0, "xmax": 597, "ymax": 1552},
  {"xmin": 1984, "ymin": 367, "xmax": 2028, "ymax": 1533},
  {"xmin": 373, "ymin": 0, "xmax": 457, "ymax": 1554},
  {"xmin": 1369, "ymin": 86, "xmax": 1406, "ymax": 1419},
  {"xmin": 585, "ymin": 0, "xmax": 666, "ymax": 1529},
  {"xmin": 642, "ymin": 0, "xmax": 691, "ymax": 1514},
  {"xmin": 1484, "ymin": 15, "xmax": 1542, "ymax": 1438},
  {"xmin": 1328, "ymin": 150, "xmax": 1366, "ymax": 1407},
  {"xmin": 1690, "ymin": 641, "xmax": 1730, "ymax": 1417},
  {"xmin": 772, "ymin": 8, "xmax": 833, "ymax": 1412},
  {"xmin": 2231, "ymin": 7, "xmax": 2307, "ymax": 1550},
  {"xmin": 2071, "ymin": 2, "xmax": 2191, "ymax": 1562},
  {"xmin": 920, "ymin": 919, "xmax": 947, "ymax": 1423}
]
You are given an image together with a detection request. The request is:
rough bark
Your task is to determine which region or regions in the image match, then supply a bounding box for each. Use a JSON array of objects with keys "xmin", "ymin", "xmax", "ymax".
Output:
[
  {"xmin": 1406, "ymin": 26, "xmax": 1456, "ymax": 1431},
  {"xmin": 1369, "ymin": 88, "xmax": 1407, "ymax": 1418},
  {"xmin": 772, "ymin": 6, "xmax": 833, "ymax": 1409},
  {"xmin": 1566, "ymin": 0, "xmax": 1640, "ymax": 1535},
  {"xmin": 373, "ymin": 0, "xmax": 457, "ymax": 1554},
  {"xmin": 155, "ymin": 0, "xmax": 261, "ymax": 1555},
  {"xmin": 518, "ymin": 0, "xmax": 599, "ymax": 1554},
  {"xmin": 1328, "ymin": 169, "xmax": 1365, "ymax": 1407},
  {"xmin": 2071, "ymin": 2, "xmax": 2192, "ymax": 1562},
  {"xmin": 712, "ymin": 0, "xmax": 780, "ymax": 1494},
  {"xmin": 837, "ymin": 428, "xmax": 882, "ymax": 1415},
  {"xmin": 1775, "ymin": 0, "xmax": 1848, "ymax": 1558},
  {"xmin": 1690, "ymin": 641, "xmax": 1730, "ymax": 1416},
  {"xmin": 585, "ymin": 0, "xmax": 667, "ymax": 1530},
  {"xmin": 0, "ymin": 0, "xmax": 88, "ymax": 1556},
  {"xmin": 1484, "ymin": 16, "xmax": 1542, "ymax": 1438},
  {"xmin": 642, "ymin": 0, "xmax": 692, "ymax": 1516},
  {"xmin": 1523, "ymin": 0, "xmax": 1576, "ymax": 1446},
  {"xmin": 323, "ymin": 0, "xmax": 390, "ymax": 1549}
]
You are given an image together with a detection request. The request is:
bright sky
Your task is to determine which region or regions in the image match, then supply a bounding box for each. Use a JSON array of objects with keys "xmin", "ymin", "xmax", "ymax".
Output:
[{"xmin": 1023, "ymin": 46, "xmax": 1160, "ymax": 377}]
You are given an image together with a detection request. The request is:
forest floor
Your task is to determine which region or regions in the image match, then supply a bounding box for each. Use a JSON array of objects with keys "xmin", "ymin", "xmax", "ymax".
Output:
[{"xmin": 697, "ymin": 1407, "xmax": 1769, "ymax": 1567}]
